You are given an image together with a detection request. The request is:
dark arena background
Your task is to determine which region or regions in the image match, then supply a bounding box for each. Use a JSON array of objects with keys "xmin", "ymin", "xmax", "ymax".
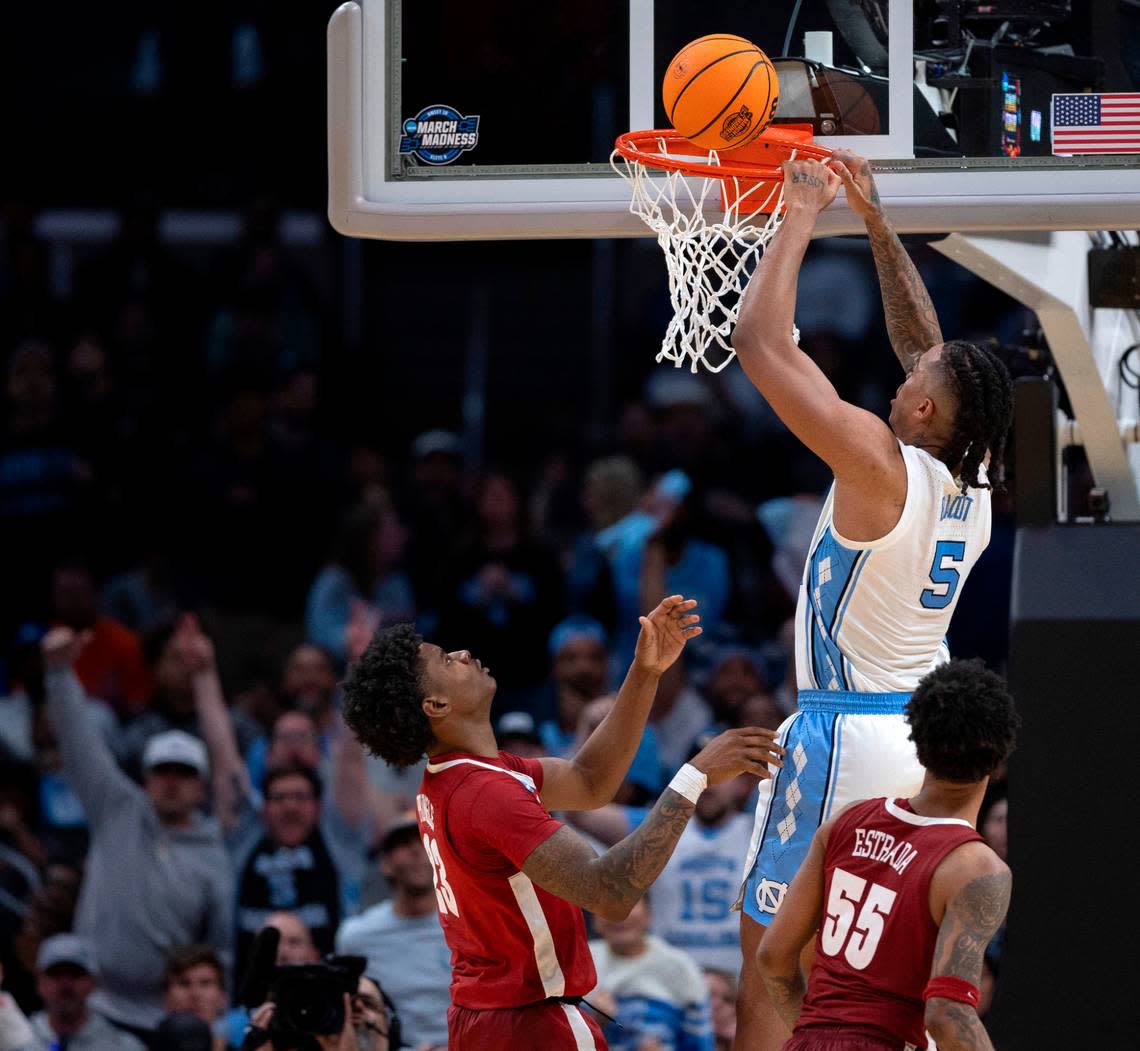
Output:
[{"xmin": 2, "ymin": 2, "xmax": 1139, "ymax": 1049}]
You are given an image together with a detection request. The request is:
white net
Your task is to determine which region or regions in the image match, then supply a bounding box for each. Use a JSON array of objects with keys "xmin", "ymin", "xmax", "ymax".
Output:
[{"xmin": 612, "ymin": 139, "xmax": 795, "ymax": 373}]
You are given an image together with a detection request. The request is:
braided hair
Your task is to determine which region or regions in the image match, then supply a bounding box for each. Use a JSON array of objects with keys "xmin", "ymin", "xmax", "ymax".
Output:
[{"xmin": 936, "ymin": 340, "xmax": 1014, "ymax": 493}]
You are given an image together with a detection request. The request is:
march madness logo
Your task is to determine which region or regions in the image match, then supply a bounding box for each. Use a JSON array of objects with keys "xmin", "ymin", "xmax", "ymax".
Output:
[{"xmin": 400, "ymin": 104, "xmax": 480, "ymax": 165}]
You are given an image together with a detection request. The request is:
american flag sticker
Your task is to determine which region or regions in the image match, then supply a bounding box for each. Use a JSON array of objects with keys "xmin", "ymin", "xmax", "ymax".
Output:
[{"xmin": 1052, "ymin": 93, "xmax": 1140, "ymax": 155}]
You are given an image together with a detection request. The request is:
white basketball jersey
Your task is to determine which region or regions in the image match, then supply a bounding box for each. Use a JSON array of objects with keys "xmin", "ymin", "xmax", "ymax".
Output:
[
  {"xmin": 795, "ymin": 442, "xmax": 992, "ymax": 694},
  {"xmin": 648, "ymin": 813, "xmax": 753, "ymax": 974}
]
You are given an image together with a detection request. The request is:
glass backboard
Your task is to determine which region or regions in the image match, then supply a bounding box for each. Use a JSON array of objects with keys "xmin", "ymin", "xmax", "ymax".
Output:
[{"xmin": 328, "ymin": 0, "xmax": 1140, "ymax": 239}]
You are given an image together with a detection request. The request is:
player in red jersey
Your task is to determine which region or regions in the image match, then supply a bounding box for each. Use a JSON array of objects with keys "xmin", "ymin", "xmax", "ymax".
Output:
[
  {"xmin": 755, "ymin": 659, "xmax": 1019, "ymax": 1051},
  {"xmin": 342, "ymin": 595, "xmax": 784, "ymax": 1050}
]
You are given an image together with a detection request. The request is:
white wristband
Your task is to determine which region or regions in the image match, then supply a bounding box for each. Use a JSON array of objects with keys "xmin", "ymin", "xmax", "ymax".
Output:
[{"xmin": 668, "ymin": 763, "xmax": 708, "ymax": 806}]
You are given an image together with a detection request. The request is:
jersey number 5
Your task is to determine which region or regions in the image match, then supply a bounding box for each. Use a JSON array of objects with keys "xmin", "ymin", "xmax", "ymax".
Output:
[
  {"xmin": 423, "ymin": 833, "xmax": 460, "ymax": 917},
  {"xmin": 820, "ymin": 867, "xmax": 897, "ymax": 970},
  {"xmin": 921, "ymin": 540, "xmax": 966, "ymax": 610}
]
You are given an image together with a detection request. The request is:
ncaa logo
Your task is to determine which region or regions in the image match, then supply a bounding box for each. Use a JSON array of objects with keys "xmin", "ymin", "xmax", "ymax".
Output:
[
  {"xmin": 756, "ymin": 878, "xmax": 788, "ymax": 915},
  {"xmin": 399, "ymin": 103, "xmax": 481, "ymax": 166}
]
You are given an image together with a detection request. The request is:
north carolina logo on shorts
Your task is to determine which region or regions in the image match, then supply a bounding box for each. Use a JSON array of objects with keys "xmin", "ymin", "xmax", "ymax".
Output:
[{"xmin": 756, "ymin": 878, "xmax": 788, "ymax": 914}]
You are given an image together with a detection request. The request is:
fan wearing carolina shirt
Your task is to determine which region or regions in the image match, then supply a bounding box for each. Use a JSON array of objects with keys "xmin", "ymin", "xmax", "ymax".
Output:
[
  {"xmin": 755, "ymin": 660, "xmax": 1019, "ymax": 1051},
  {"xmin": 342, "ymin": 596, "xmax": 784, "ymax": 1051}
]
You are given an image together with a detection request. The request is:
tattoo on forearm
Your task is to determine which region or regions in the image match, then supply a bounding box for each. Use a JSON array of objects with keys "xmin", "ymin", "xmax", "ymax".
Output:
[
  {"xmin": 934, "ymin": 1001, "xmax": 995, "ymax": 1051},
  {"xmin": 523, "ymin": 789, "xmax": 694, "ymax": 917},
  {"xmin": 791, "ymin": 172, "xmax": 824, "ymax": 188},
  {"xmin": 762, "ymin": 971, "xmax": 806, "ymax": 1031},
  {"xmin": 934, "ymin": 871, "xmax": 1010, "ymax": 983},
  {"xmin": 865, "ymin": 211, "xmax": 943, "ymax": 373}
]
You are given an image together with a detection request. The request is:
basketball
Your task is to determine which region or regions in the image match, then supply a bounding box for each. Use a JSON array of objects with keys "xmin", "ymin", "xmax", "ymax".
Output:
[{"xmin": 663, "ymin": 35, "xmax": 779, "ymax": 152}]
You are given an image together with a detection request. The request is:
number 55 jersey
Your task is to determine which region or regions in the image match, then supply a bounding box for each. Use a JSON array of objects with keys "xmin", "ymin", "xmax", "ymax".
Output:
[
  {"xmin": 416, "ymin": 750, "xmax": 597, "ymax": 1010},
  {"xmin": 795, "ymin": 797, "xmax": 984, "ymax": 1049}
]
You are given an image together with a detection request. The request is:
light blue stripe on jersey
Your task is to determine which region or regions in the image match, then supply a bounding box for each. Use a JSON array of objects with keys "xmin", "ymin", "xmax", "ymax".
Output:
[
  {"xmin": 797, "ymin": 689, "xmax": 911, "ymax": 714},
  {"xmin": 806, "ymin": 529, "xmax": 865, "ymax": 690}
]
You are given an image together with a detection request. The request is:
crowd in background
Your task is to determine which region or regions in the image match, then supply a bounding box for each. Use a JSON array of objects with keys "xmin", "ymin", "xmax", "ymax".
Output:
[{"xmin": 0, "ymin": 180, "xmax": 1021, "ymax": 1050}]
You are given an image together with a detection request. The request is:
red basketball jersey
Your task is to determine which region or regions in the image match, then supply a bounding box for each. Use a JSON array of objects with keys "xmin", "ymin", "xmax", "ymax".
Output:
[
  {"xmin": 416, "ymin": 750, "xmax": 597, "ymax": 1010},
  {"xmin": 795, "ymin": 798, "xmax": 984, "ymax": 1049}
]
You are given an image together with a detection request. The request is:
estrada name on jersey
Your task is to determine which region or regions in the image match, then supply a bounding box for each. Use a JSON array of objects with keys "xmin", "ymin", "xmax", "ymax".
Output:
[{"xmin": 794, "ymin": 797, "xmax": 984, "ymax": 1049}]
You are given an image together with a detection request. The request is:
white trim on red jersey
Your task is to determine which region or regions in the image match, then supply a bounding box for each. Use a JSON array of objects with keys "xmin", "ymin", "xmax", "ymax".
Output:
[
  {"xmin": 508, "ymin": 871, "xmax": 567, "ymax": 998},
  {"xmin": 560, "ymin": 1003, "xmax": 601, "ymax": 1049},
  {"xmin": 425, "ymin": 756, "xmax": 537, "ymax": 793},
  {"xmin": 885, "ymin": 798, "xmax": 973, "ymax": 828}
]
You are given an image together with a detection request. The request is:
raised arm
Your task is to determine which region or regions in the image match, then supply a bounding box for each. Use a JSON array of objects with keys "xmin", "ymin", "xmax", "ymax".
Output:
[
  {"xmin": 175, "ymin": 615, "xmax": 251, "ymax": 832},
  {"xmin": 41, "ymin": 628, "xmax": 138, "ymax": 825},
  {"xmin": 525, "ymin": 728, "xmax": 780, "ymax": 921},
  {"xmin": 538, "ymin": 595, "xmax": 702, "ymax": 812},
  {"xmin": 730, "ymin": 160, "xmax": 901, "ymax": 491},
  {"xmin": 831, "ymin": 150, "xmax": 944, "ymax": 374},
  {"xmin": 924, "ymin": 844, "xmax": 1011, "ymax": 1051}
]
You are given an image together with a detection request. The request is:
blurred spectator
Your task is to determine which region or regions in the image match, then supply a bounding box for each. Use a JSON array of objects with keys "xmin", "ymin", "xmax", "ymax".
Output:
[
  {"xmin": 590, "ymin": 898, "xmax": 713, "ymax": 1051},
  {"xmin": 5, "ymin": 862, "xmax": 82, "ymax": 1013},
  {"xmin": 703, "ymin": 969, "xmax": 737, "ymax": 1051},
  {"xmin": 42, "ymin": 628, "xmax": 232, "ymax": 1037},
  {"xmin": 262, "ymin": 911, "xmax": 320, "ymax": 965},
  {"xmin": 349, "ymin": 975, "xmax": 394, "ymax": 1051},
  {"xmin": 536, "ymin": 616, "xmax": 611, "ymax": 749},
  {"xmin": 602, "ymin": 477, "xmax": 731, "ymax": 668},
  {"xmin": 704, "ymin": 652, "xmax": 767, "ymax": 729},
  {"xmin": 494, "ymin": 711, "xmax": 545, "ymax": 760},
  {"xmin": 0, "ymin": 963, "xmax": 35, "ymax": 1050},
  {"xmin": 220, "ymin": 912, "xmax": 319, "ymax": 1050},
  {"xmin": 0, "ymin": 340, "xmax": 91, "ymax": 640},
  {"xmin": 434, "ymin": 469, "xmax": 565, "ymax": 701},
  {"xmin": 28, "ymin": 934, "xmax": 146, "ymax": 1050},
  {"xmin": 737, "ymin": 692, "xmax": 785, "ymax": 735},
  {"xmin": 566, "ymin": 695, "xmax": 664, "ymax": 801},
  {"xmin": 403, "ymin": 430, "xmax": 472, "ymax": 610},
  {"xmin": 564, "ymin": 455, "xmax": 644, "ymax": 627},
  {"xmin": 336, "ymin": 815, "xmax": 450, "ymax": 1051},
  {"xmin": 102, "ymin": 550, "xmax": 181, "ymax": 636},
  {"xmin": 981, "ymin": 788, "xmax": 1008, "ymax": 863},
  {"xmin": 184, "ymin": 613, "xmax": 371, "ymax": 980},
  {"xmin": 122, "ymin": 618, "xmax": 261, "ymax": 776},
  {"xmin": 51, "ymin": 562, "xmax": 152, "ymax": 716},
  {"xmin": 0, "ymin": 761, "xmax": 45, "ymax": 934},
  {"xmin": 230, "ymin": 763, "xmax": 364, "ymax": 979},
  {"xmin": 161, "ymin": 946, "xmax": 230, "ymax": 1051},
  {"xmin": 648, "ymin": 661, "xmax": 715, "ymax": 774},
  {"xmin": 306, "ymin": 502, "xmax": 416, "ymax": 666}
]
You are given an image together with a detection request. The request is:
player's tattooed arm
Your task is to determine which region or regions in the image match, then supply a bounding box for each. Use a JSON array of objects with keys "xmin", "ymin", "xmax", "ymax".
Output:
[
  {"xmin": 830, "ymin": 150, "xmax": 944, "ymax": 374},
  {"xmin": 925, "ymin": 858, "xmax": 1012, "ymax": 1051},
  {"xmin": 522, "ymin": 788, "xmax": 695, "ymax": 921},
  {"xmin": 761, "ymin": 970, "xmax": 806, "ymax": 1031}
]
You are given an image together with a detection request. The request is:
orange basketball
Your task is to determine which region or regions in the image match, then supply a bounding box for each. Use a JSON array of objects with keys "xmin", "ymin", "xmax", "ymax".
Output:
[{"xmin": 663, "ymin": 35, "xmax": 779, "ymax": 152}]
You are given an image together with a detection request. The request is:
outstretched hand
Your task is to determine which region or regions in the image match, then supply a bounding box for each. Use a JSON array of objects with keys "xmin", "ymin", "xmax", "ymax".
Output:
[
  {"xmin": 829, "ymin": 149, "xmax": 882, "ymax": 221},
  {"xmin": 633, "ymin": 595, "xmax": 701, "ymax": 675},
  {"xmin": 172, "ymin": 613, "xmax": 216, "ymax": 676},
  {"xmin": 41, "ymin": 627, "xmax": 91, "ymax": 671}
]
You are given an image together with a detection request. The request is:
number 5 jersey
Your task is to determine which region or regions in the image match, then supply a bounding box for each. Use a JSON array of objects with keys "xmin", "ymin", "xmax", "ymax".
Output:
[
  {"xmin": 795, "ymin": 796, "xmax": 985, "ymax": 1049},
  {"xmin": 416, "ymin": 751, "xmax": 597, "ymax": 1009}
]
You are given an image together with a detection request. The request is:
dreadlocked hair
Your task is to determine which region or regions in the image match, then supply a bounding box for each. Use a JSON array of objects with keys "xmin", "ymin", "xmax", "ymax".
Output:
[
  {"xmin": 342, "ymin": 623, "xmax": 432, "ymax": 769},
  {"xmin": 937, "ymin": 340, "xmax": 1014, "ymax": 494}
]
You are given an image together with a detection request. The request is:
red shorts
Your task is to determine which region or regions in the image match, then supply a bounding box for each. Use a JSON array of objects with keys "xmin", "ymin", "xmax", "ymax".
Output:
[
  {"xmin": 448, "ymin": 1000, "xmax": 608, "ymax": 1050},
  {"xmin": 783, "ymin": 1024, "xmax": 917, "ymax": 1051}
]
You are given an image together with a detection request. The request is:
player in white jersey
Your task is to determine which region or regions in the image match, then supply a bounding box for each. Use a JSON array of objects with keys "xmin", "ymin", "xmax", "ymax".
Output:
[{"xmin": 729, "ymin": 152, "xmax": 1014, "ymax": 1050}]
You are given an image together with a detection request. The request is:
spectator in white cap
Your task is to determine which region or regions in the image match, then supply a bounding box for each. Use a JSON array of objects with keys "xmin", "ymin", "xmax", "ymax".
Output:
[
  {"xmin": 29, "ymin": 934, "xmax": 146, "ymax": 1050},
  {"xmin": 41, "ymin": 627, "xmax": 232, "ymax": 1042}
]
